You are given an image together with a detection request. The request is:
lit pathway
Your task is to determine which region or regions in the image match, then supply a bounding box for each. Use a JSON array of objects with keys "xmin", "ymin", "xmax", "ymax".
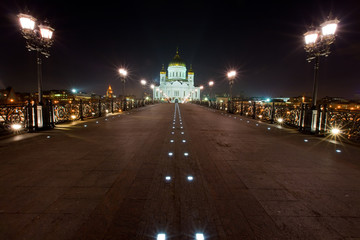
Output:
[{"xmin": 0, "ymin": 103, "xmax": 360, "ymax": 239}]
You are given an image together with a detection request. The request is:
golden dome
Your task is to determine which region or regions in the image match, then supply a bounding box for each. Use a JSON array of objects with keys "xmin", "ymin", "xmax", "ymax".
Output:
[{"xmin": 168, "ymin": 49, "xmax": 186, "ymax": 67}]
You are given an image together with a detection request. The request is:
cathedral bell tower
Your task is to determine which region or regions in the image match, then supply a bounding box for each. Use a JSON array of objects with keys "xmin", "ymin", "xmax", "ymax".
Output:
[
  {"xmin": 188, "ymin": 64, "xmax": 194, "ymax": 84},
  {"xmin": 160, "ymin": 64, "xmax": 166, "ymax": 84}
]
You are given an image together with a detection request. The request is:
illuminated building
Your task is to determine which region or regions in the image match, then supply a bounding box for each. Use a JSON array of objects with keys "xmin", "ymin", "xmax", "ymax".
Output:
[
  {"xmin": 153, "ymin": 49, "xmax": 200, "ymax": 102},
  {"xmin": 106, "ymin": 85, "xmax": 114, "ymax": 98}
]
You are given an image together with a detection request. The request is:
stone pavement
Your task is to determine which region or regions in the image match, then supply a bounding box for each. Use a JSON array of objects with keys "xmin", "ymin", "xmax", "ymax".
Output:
[{"xmin": 0, "ymin": 103, "xmax": 360, "ymax": 240}]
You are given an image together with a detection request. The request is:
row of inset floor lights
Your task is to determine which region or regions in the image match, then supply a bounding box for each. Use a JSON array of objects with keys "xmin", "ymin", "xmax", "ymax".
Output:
[
  {"xmin": 157, "ymin": 233, "xmax": 204, "ymax": 240},
  {"xmin": 159, "ymin": 104, "xmax": 201, "ymax": 239},
  {"xmin": 220, "ymin": 112, "xmax": 343, "ymax": 153},
  {"xmin": 168, "ymin": 103, "xmax": 193, "ymax": 182}
]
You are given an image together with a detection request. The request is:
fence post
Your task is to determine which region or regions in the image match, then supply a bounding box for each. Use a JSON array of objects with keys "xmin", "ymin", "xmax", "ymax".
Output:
[
  {"xmin": 49, "ymin": 100, "xmax": 55, "ymax": 128},
  {"xmin": 98, "ymin": 99, "xmax": 102, "ymax": 117},
  {"xmin": 240, "ymin": 101, "xmax": 243, "ymax": 116},
  {"xmin": 111, "ymin": 98, "xmax": 114, "ymax": 113},
  {"xmin": 315, "ymin": 104, "xmax": 321, "ymax": 135},
  {"xmin": 79, "ymin": 99, "xmax": 84, "ymax": 121},
  {"xmin": 34, "ymin": 102, "xmax": 38, "ymax": 130},
  {"xmin": 252, "ymin": 101, "xmax": 256, "ymax": 119},
  {"xmin": 321, "ymin": 104, "xmax": 328, "ymax": 135},
  {"xmin": 270, "ymin": 101, "xmax": 275, "ymax": 124},
  {"xmin": 27, "ymin": 102, "xmax": 34, "ymax": 132}
]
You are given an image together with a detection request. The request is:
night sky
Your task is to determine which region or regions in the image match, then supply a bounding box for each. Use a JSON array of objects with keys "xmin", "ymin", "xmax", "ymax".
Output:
[{"xmin": 0, "ymin": 0, "xmax": 359, "ymax": 99}]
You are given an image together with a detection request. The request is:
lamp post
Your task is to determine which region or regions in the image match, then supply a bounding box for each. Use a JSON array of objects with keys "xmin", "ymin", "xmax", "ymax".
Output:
[
  {"xmin": 140, "ymin": 79, "xmax": 147, "ymax": 101},
  {"xmin": 227, "ymin": 71, "xmax": 236, "ymax": 113},
  {"xmin": 119, "ymin": 68, "xmax": 128, "ymax": 111},
  {"xmin": 304, "ymin": 18, "xmax": 339, "ymax": 108},
  {"xmin": 303, "ymin": 17, "xmax": 339, "ymax": 133},
  {"xmin": 18, "ymin": 13, "xmax": 54, "ymax": 104},
  {"xmin": 208, "ymin": 80, "xmax": 214, "ymax": 99},
  {"xmin": 150, "ymin": 84, "xmax": 155, "ymax": 103}
]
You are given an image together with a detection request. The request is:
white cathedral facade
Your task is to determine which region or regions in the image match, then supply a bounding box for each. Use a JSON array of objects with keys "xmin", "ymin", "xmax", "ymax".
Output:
[{"xmin": 153, "ymin": 50, "xmax": 200, "ymax": 103}]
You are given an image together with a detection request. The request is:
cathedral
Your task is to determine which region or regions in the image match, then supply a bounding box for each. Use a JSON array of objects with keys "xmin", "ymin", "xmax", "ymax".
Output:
[{"xmin": 153, "ymin": 50, "xmax": 200, "ymax": 103}]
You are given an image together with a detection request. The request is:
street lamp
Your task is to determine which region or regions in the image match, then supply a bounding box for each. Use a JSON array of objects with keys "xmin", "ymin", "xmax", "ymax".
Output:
[
  {"xmin": 118, "ymin": 68, "xmax": 128, "ymax": 110},
  {"xmin": 227, "ymin": 71, "xmax": 236, "ymax": 113},
  {"xmin": 150, "ymin": 84, "xmax": 155, "ymax": 103},
  {"xmin": 140, "ymin": 79, "xmax": 147, "ymax": 99},
  {"xmin": 208, "ymin": 80, "xmax": 214, "ymax": 100},
  {"xmin": 304, "ymin": 17, "xmax": 339, "ymax": 107},
  {"xmin": 18, "ymin": 13, "xmax": 55, "ymax": 104}
]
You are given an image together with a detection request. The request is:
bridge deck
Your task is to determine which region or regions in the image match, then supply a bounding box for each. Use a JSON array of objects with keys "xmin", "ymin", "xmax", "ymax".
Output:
[{"xmin": 0, "ymin": 103, "xmax": 359, "ymax": 239}]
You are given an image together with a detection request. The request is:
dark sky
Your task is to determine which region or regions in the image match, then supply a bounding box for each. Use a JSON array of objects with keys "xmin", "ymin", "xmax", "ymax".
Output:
[{"xmin": 0, "ymin": 0, "xmax": 359, "ymax": 99}]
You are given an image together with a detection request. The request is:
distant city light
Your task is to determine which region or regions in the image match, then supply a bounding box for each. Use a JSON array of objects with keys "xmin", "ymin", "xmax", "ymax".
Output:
[
  {"xmin": 165, "ymin": 176, "xmax": 171, "ymax": 181},
  {"xmin": 168, "ymin": 152, "xmax": 173, "ymax": 156},
  {"xmin": 184, "ymin": 152, "xmax": 189, "ymax": 156},
  {"xmin": 182, "ymin": 140, "xmax": 186, "ymax": 143},
  {"xmin": 304, "ymin": 139, "xmax": 308, "ymax": 142},
  {"xmin": 187, "ymin": 176, "xmax": 194, "ymax": 181},
  {"xmin": 336, "ymin": 149, "xmax": 342, "ymax": 153},
  {"xmin": 71, "ymin": 88, "xmax": 77, "ymax": 93},
  {"xmin": 71, "ymin": 115, "xmax": 76, "ymax": 120},
  {"xmin": 277, "ymin": 118, "xmax": 284, "ymax": 123}
]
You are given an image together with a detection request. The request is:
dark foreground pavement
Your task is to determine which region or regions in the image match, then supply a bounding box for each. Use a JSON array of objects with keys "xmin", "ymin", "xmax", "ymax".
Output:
[{"xmin": 0, "ymin": 103, "xmax": 360, "ymax": 240}]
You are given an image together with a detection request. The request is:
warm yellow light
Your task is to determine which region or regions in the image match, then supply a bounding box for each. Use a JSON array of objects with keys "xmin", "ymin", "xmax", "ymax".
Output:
[
  {"xmin": 140, "ymin": 79, "xmax": 147, "ymax": 85},
  {"xmin": 11, "ymin": 124, "xmax": 22, "ymax": 130},
  {"xmin": 277, "ymin": 118, "xmax": 284, "ymax": 123},
  {"xmin": 200, "ymin": 85, "xmax": 204, "ymax": 90},
  {"xmin": 71, "ymin": 115, "xmax": 76, "ymax": 119},
  {"xmin": 304, "ymin": 30, "xmax": 319, "ymax": 45},
  {"xmin": 227, "ymin": 70, "xmax": 236, "ymax": 78},
  {"xmin": 321, "ymin": 19, "xmax": 339, "ymax": 36},
  {"xmin": 119, "ymin": 68, "xmax": 127, "ymax": 76},
  {"xmin": 331, "ymin": 128, "xmax": 340, "ymax": 135},
  {"xmin": 208, "ymin": 81, "xmax": 214, "ymax": 87},
  {"xmin": 18, "ymin": 13, "xmax": 36, "ymax": 30},
  {"xmin": 39, "ymin": 25, "xmax": 54, "ymax": 39}
]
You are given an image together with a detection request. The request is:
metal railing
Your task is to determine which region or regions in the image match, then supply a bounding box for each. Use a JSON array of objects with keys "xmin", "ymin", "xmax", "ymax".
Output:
[
  {"xmin": 0, "ymin": 98, "xmax": 153, "ymax": 135},
  {"xmin": 195, "ymin": 100, "xmax": 360, "ymax": 144}
]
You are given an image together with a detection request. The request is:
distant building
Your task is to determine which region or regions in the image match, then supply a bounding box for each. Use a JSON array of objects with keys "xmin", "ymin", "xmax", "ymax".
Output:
[
  {"xmin": 106, "ymin": 85, "xmax": 114, "ymax": 98},
  {"xmin": 0, "ymin": 87, "xmax": 19, "ymax": 104},
  {"xmin": 320, "ymin": 96, "xmax": 360, "ymax": 110},
  {"xmin": 153, "ymin": 49, "xmax": 200, "ymax": 103}
]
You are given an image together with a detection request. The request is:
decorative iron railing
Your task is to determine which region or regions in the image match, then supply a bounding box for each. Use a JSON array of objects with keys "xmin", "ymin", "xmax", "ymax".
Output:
[
  {"xmin": 0, "ymin": 98, "xmax": 152, "ymax": 135},
  {"xmin": 195, "ymin": 100, "xmax": 360, "ymax": 144}
]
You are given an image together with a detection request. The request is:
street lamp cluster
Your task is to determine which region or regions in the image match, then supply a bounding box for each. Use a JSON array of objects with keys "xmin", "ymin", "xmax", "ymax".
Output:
[
  {"xmin": 18, "ymin": 13, "xmax": 55, "ymax": 104},
  {"xmin": 302, "ymin": 16, "xmax": 339, "ymax": 133},
  {"xmin": 303, "ymin": 18, "xmax": 339, "ymax": 107},
  {"xmin": 118, "ymin": 68, "xmax": 128, "ymax": 110}
]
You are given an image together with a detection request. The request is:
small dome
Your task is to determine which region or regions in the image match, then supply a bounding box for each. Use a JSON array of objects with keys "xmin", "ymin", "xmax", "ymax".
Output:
[
  {"xmin": 188, "ymin": 64, "xmax": 194, "ymax": 74},
  {"xmin": 169, "ymin": 49, "xmax": 186, "ymax": 67}
]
